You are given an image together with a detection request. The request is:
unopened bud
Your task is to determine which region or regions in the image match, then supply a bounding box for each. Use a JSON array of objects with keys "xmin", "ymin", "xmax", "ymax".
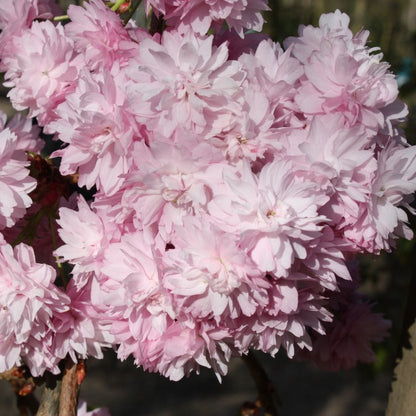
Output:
[
  {"xmin": 77, "ymin": 361, "xmax": 86, "ymax": 386},
  {"xmin": 118, "ymin": 1, "xmax": 130, "ymax": 13},
  {"xmin": 18, "ymin": 383, "xmax": 35, "ymax": 396}
]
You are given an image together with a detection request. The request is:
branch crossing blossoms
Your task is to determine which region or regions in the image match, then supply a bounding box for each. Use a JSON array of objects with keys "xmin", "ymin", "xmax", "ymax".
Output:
[{"xmin": 0, "ymin": 0, "xmax": 413, "ymax": 388}]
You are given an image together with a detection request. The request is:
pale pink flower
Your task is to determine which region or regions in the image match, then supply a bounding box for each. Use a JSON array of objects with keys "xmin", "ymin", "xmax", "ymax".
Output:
[
  {"xmin": 126, "ymin": 30, "xmax": 245, "ymax": 138},
  {"xmin": 286, "ymin": 10, "xmax": 404, "ymax": 134},
  {"xmin": 284, "ymin": 10, "xmax": 358, "ymax": 63},
  {"xmin": 344, "ymin": 143, "xmax": 416, "ymax": 253},
  {"xmin": 52, "ymin": 278, "xmax": 115, "ymax": 363},
  {"xmin": 299, "ymin": 114, "xmax": 377, "ymax": 229},
  {"xmin": 0, "ymin": 128, "xmax": 36, "ymax": 230},
  {"xmin": 55, "ymin": 195, "xmax": 114, "ymax": 275},
  {"xmin": 121, "ymin": 140, "xmax": 223, "ymax": 232},
  {"xmin": 209, "ymin": 161, "xmax": 327, "ymax": 277},
  {"xmin": 0, "ymin": 235, "xmax": 71, "ymax": 376},
  {"xmin": 66, "ymin": 0, "xmax": 138, "ymax": 70},
  {"xmin": 239, "ymin": 39, "xmax": 303, "ymax": 126},
  {"xmin": 163, "ymin": 218, "xmax": 268, "ymax": 321},
  {"xmin": 212, "ymin": 39, "xmax": 303, "ymax": 163},
  {"xmin": 2, "ymin": 112, "xmax": 43, "ymax": 154},
  {"xmin": 0, "ymin": 0, "xmax": 60, "ymax": 67},
  {"xmin": 0, "ymin": 0, "xmax": 38, "ymax": 33},
  {"xmin": 210, "ymin": 87, "xmax": 276, "ymax": 163},
  {"xmin": 146, "ymin": 0, "xmax": 268, "ymax": 37},
  {"xmin": 48, "ymin": 68, "xmax": 139, "ymax": 194},
  {"xmin": 99, "ymin": 231, "xmax": 164, "ymax": 308},
  {"xmin": 66, "ymin": 222, "xmax": 238, "ymax": 380},
  {"xmin": 115, "ymin": 316, "xmax": 233, "ymax": 381},
  {"xmin": 95, "ymin": 231, "xmax": 218, "ymax": 380},
  {"xmin": 233, "ymin": 277, "xmax": 332, "ymax": 358},
  {"xmin": 3, "ymin": 21, "xmax": 81, "ymax": 126}
]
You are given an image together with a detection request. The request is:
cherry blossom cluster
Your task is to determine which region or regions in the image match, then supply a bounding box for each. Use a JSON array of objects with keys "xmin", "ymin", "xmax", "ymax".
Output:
[{"xmin": 0, "ymin": 0, "xmax": 413, "ymax": 382}]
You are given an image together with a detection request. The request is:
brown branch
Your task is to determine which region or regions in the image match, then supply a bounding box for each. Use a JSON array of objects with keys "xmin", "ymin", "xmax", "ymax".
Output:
[
  {"xmin": 386, "ymin": 248, "xmax": 416, "ymax": 416},
  {"xmin": 386, "ymin": 318, "xmax": 416, "ymax": 416},
  {"xmin": 34, "ymin": 357, "xmax": 84, "ymax": 416},
  {"xmin": 5, "ymin": 357, "xmax": 84, "ymax": 416},
  {"xmin": 35, "ymin": 372, "xmax": 62, "ymax": 416},
  {"xmin": 0, "ymin": 367, "xmax": 23, "ymax": 381},
  {"xmin": 58, "ymin": 359, "xmax": 82, "ymax": 416},
  {"xmin": 241, "ymin": 351, "xmax": 280, "ymax": 416}
]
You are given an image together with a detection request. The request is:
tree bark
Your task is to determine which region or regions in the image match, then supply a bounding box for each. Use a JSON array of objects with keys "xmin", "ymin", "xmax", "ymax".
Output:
[
  {"xmin": 36, "ymin": 373, "xmax": 62, "ymax": 416},
  {"xmin": 59, "ymin": 360, "xmax": 81, "ymax": 416},
  {"xmin": 386, "ymin": 318, "xmax": 416, "ymax": 416},
  {"xmin": 386, "ymin": 249, "xmax": 416, "ymax": 416},
  {"xmin": 35, "ymin": 358, "xmax": 81, "ymax": 416}
]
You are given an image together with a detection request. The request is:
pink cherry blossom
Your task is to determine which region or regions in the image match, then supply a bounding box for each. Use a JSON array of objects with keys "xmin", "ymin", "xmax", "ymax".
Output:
[
  {"xmin": 3, "ymin": 21, "xmax": 81, "ymax": 126},
  {"xmin": 0, "ymin": 0, "xmax": 38, "ymax": 33},
  {"xmin": 0, "ymin": 0, "xmax": 61, "ymax": 69},
  {"xmin": 286, "ymin": 10, "xmax": 405, "ymax": 134},
  {"xmin": 146, "ymin": 0, "xmax": 268, "ymax": 37},
  {"xmin": 52, "ymin": 278, "xmax": 115, "ymax": 363},
  {"xmin": 162, "ymin": 217, "xmax": 268, "ymax": 321},
  {"xmin": 1, "ymin": 112, "xmax": 43, "ymax": 154},
  {"xmin": 234, "ymin": 277, "xmax": 332, "ymax": 358},
  {"xmin": 65, "ymin": 0, "xmax": 139, "ymax": 71},
  {"xmin": 0, "ymin": 235, "xmax": 71, "ymax": 376},
  {"xmin": 239, "ymin": 39, "xmax": 303, "ymax": 126},
  {"xmin": 48, "ymin": 68, "xmax": 140, "ymax": 194},
  {"xmin": 344, "ymin": 143, "xmax": 416, "ymax": 253},
  {"xmin": 300, "ymin": 114, "xmax": 377, "ymax": 230},
  {"xmin": 209, "ymin": 160, "xmax": 327, "ymax": 277},
  {"xmin": 120, "ymin": 139, "xmax": 223, "ymax": 232},
  {"xmin": 126, "ymin": 29, "xmax": 245, "ymax": 138},
  {"xmin": 55, "ymin": 195, "xmax": 116, "ymax": 275},
  {"xmin": 90, "ymin": 230, "xmax": 228, "ymax": 380},
  {"xmin": 0, "ymin": 128, "xmax": 36, "ymax": 230}
]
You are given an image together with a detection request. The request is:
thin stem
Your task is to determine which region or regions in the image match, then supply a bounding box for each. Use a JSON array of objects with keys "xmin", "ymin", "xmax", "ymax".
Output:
[
  {"xmin": 241, "ymin": 351, "xmax": 280, "ymax": 416},
  {"xmin": 110, "ymin": 0, "xmax": 125, "ymax": 12},
  {"xmin": 53, "ymin": 15, "xmax": 69, "ymax": 21},
  {"xmin": 35, "ymin": 373, "xmax": 62, "ymax": 416},
  {"xmin": 49, "ymin": 215, "xmax": 59, "ymax": 254}
]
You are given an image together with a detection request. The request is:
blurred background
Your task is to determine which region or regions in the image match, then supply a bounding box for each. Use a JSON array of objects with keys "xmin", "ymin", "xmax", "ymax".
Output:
[{"xmin": 1, "ymin": 0, "xmax": 416, "ymax": 415}]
